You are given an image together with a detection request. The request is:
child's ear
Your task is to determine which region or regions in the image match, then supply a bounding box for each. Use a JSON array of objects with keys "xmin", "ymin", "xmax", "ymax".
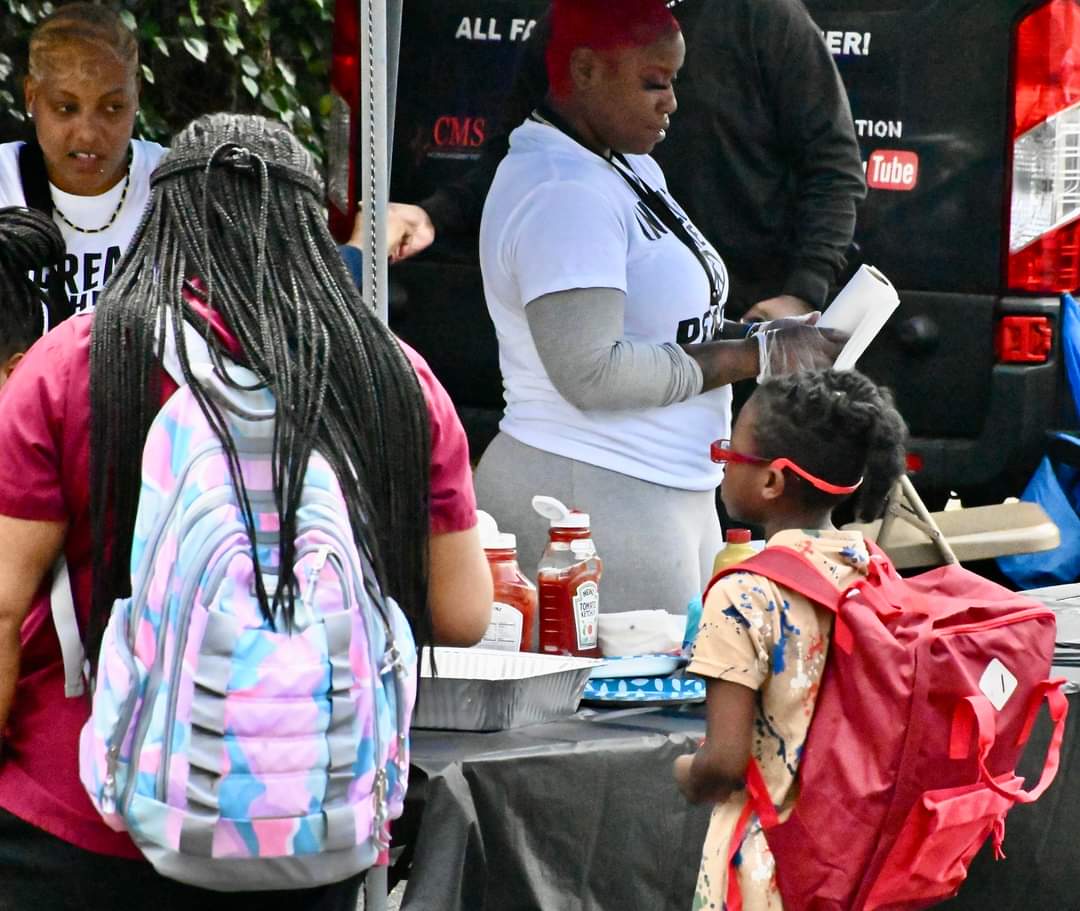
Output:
[
  {"xmin": 0, "ymin": 351, "xmax": 24, "ymax": 386},
  {"xmin": 759, "ymin": 465, "xmax": 787, "ymax": 502}
]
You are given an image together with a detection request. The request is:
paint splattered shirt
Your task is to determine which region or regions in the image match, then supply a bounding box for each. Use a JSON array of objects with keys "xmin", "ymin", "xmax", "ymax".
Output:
[{"xmin": 686, "ymin": 529, "xmax": 870, "ymax": 911}]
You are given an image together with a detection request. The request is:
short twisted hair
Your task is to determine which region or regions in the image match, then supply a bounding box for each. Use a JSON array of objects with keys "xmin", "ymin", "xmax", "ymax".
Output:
[{"xmin": 751, "ymin": 369, "xmax": 909, "ymax": 522}]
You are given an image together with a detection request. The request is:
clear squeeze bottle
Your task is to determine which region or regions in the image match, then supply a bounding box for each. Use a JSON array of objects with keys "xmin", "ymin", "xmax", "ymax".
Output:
[
  {"xmin": 711, "ymin": 528, "xmax": 758, "ymax": 577},
  {"xmin": 532, "ymin": 496, "xmax": 603, "ymax": 659},
  {"xmin": 475, "ymin": 511, "xmax": 538, "ymax": 652}
]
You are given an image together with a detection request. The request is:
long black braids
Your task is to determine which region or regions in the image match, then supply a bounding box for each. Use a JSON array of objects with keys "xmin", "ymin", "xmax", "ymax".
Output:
[
  {"xmin": 0, "ymin": 207, "xmax": 65, "ymax": 358},
  {"xmin": 88, "ymin": 113, "xmax": 431, "ymax": 663},
  {"xmin": 750, "ymin": 369, "xmax": 908, "ymax": 522}
]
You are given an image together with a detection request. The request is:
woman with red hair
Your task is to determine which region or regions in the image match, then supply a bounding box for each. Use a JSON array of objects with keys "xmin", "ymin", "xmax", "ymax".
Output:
[{"xmin": 475, "ymin": 0, "xmax": 843, "ymax": 619}]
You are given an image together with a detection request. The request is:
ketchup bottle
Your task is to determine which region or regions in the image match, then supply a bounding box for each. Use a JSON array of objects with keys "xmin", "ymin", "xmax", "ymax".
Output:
[
  {"xmin": 532, "ymin": 497, "xmax": 603, "ymax": 659},
  {"xmin": 475, "ymin": 511, "xmax": 538, "ymax": 652}
]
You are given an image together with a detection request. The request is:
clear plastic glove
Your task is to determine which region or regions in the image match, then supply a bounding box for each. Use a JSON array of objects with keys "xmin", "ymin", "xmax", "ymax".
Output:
[
  {"xmin": 746, "ymin": 310, "xmax": 821, "ymax": 336},
  {"xmin": 755, "ymin": 324, "xmax": 847, "ymax": 382}
]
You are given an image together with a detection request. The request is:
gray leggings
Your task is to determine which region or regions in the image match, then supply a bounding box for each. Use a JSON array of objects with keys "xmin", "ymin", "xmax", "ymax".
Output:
[{"xmin": 474, "ymin": 433, "xmax": 723, "ymax": 616}]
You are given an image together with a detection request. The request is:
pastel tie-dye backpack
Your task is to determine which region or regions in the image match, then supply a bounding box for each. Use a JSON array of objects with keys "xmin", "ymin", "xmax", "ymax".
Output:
[{"xmin": 68, "ymin": 319, "xmax": 417, "ymax": 891}]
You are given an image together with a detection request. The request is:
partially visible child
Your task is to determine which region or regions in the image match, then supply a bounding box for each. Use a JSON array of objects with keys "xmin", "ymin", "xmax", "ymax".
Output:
[
  {"xmin": 0, "ymin": 206, "xmax": 64, "ymax": 387},
  {"xmin": 674, "ymin": 368, "xmax": 908, "ymax": 910}
]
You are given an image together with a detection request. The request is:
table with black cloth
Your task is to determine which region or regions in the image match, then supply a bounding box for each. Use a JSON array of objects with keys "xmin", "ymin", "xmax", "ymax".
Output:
[
  {"xmin": 395, "ymin": 663, "xmax": 1080, "ymax": 911},
  {"xmin": 397, "ymin": 706, "xmax": 711, "ymax": 911}
]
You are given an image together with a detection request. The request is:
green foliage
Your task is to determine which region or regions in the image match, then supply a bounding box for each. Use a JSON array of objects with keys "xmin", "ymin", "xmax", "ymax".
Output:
[{"xmin": 0, "ymin": 0, "xmax": 335, "ymax": 164}]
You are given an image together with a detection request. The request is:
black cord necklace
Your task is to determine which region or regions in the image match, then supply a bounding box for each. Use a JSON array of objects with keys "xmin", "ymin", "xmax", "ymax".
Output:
[
  {"xmin": 530, "ymin": 103, "xmax": 726, "ymax": 312},
  {"xmin": 52, "ymin": 152, "xmax": 131, "ymax": 235}
]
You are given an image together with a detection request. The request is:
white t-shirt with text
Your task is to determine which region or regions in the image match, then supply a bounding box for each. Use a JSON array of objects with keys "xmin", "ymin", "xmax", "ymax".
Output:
[
  {"xmin": 0, "ymin": 138, "xmax": 166, "ymax": 319},
  {"xmin": 479, "ymin": 119, "xmax": 731, "ymax": 490}
]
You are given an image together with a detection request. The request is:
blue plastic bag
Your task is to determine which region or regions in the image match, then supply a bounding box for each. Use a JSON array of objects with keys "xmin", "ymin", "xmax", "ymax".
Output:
[
  {"xmin": 1066, "ymin": 291, "xmax": 1080, "ymax": 407},
  {"xmin": 998, "ymin": 434, "xmax": 1080, "ymax": 587},
  {"xmin": 998, "ymin": 292, "xmax": 1080, "ymax": 587}
]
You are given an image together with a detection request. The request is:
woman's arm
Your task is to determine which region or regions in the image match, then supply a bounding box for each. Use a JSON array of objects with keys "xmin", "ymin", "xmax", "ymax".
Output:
[
  {"xmin": 528, "ymin": 288, "xmax": 840, "ymax": 404},
  {"xmin": 0, "ymin": 516, "xmax": 65, "ymax": 735},
  {"xmin": 674, "ymin": 678, "xmax": 756, "ymax": 804},
  {"xmin": 427, "ymin": 525, "xmax": 493, "ymax": 647},
  {"xmin": 527, "ymin": 288, "xmax": 759, "ymax": 409}
]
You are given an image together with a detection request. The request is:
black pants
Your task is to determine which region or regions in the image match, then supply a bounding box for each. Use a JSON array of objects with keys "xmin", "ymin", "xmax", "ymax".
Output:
[{"xmin": 0, "ymin": 809, "xmax": 363, "ymax": 911}]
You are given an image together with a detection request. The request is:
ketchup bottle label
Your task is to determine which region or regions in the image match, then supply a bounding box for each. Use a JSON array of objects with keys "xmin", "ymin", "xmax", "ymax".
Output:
[
  {"xmin": 572, "ymin": 581, "xmax": 599, "ymax": 650},
  {"xmin": 479, "ymin": 602, "xmax": 524, "ymax": 652}
]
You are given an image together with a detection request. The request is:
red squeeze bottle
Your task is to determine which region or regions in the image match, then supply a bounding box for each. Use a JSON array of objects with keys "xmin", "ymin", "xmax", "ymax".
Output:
[
  {"xmin": 476, "ymin": 511, "xmax": 538, "ymax": 652},
  {"xmin": 533, "ymin": 497, "xmax": 603, "ymax": 659}
]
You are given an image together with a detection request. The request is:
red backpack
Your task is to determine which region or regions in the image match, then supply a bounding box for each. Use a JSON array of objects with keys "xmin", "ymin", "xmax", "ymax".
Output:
[{"xmin": 706, "ymin": 543, "xmax": 1067, "ymax": 911}]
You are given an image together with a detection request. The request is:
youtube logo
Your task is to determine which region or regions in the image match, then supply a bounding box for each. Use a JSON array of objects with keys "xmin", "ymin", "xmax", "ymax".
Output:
[{"xmin": 866, "ymin": 150, "xmax": 920, "ymax": 191}]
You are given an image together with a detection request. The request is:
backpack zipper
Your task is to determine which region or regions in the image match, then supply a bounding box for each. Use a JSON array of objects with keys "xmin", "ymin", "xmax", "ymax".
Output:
[
  {"xmin": 99, "ymin": 604, "xmax": 141, "ymax": 815},
  {"xmin": 296, "ymin": 497, "xmax": 400, "ymax": 848},
  {"xmin": 111, "ymin": 442, "xmax": 242, "ymax": 810},
  {"xmin": 119, "ymin": 489, "xmax": 279, "ymax": 810},
  {"xmin": 125, "ymin": 443, "xmax": 229, "ymax": 645},
  {"xmin": 126, "ymin": 532, "xmax": 249, "ymax": 812},
  {"xmin": 936, "ymin": 606, "xmax": 1054, "ymax": 637}
]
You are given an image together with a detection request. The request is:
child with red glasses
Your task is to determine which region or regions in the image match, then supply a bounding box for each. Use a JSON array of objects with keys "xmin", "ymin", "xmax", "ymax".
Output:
[{"xmin": 674, "ymin": 368, "xmax": 907, "ymax": 911}]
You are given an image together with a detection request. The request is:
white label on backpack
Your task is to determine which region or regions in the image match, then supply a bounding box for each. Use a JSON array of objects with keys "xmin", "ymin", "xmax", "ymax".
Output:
[{"xmin": 979, "ymin": 658, "xmax": 1018, "ymax": 711}]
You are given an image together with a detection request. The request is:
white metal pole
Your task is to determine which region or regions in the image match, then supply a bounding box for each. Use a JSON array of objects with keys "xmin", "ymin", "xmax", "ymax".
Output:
[
  {"xmin": 359, "ymin": 0, "xmax": 389, "ymax": 325},
  {"xmin": 360, "ymin": 4, "xmax": 400, "ymax": 906}
]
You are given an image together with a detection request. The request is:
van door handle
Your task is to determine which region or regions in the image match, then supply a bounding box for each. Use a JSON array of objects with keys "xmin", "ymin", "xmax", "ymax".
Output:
[{"xmin": 896, "ymin": 315, "xmax": 940, "ymax": 353}]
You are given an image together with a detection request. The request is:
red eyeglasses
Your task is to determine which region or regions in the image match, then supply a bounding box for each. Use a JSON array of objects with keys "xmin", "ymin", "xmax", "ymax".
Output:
[{"xmin": 710, "ymin": 439, "xmax": 862, "ymax": 496}]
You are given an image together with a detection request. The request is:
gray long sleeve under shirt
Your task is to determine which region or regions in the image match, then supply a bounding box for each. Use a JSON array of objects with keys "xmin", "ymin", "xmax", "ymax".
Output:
[{"xmin": 525, "ymin": 288, "xmax": 704, "ymax": 411}]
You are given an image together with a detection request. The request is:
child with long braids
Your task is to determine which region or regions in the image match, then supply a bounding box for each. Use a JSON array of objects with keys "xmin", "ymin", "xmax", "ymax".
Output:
[
  {"xmin": 674, "ymin": 368, "xmax": 908, "ymax": 910},
  {"xmin": 0, "ymin": 113, "xmax": 491, "ymax": 909}
]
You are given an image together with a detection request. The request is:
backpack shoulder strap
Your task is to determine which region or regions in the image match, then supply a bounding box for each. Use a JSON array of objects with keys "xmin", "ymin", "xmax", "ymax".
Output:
[
  {"xmin": 50, "ymin": 555, "xmax": 87, "ymax": 698},
  {"xmin": 704, "ymin": 546, "xmax": 847, "ymax": 614},
  {"xmin": 18, "ymin": 141, "xmax": 75, "ymax": 327},
  {"xmin": 17, "ymin": 141, "xmax": 53, "ymax": 216}
]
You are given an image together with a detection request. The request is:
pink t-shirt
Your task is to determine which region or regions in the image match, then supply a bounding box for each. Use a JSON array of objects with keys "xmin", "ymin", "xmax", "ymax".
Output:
[{"xmin": 0, "ymin": 313, "xmax": 476, "ymax": 857}]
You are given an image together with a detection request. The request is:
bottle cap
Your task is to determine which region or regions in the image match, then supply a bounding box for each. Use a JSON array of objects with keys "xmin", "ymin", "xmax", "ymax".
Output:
[
  {"xmin": 476, "ymin": 510, "xmax": 517, "ymax": 550},
  {"xmin": 726, "ymin": 528, "xmax": 753, "ymax": 544},
  {"xmin": 532, "ymin": 495, "xmax": 590, "ymax": 528}
]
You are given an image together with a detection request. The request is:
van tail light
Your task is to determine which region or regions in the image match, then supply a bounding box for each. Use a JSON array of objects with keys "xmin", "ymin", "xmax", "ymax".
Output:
[
  {"xmin": 994, "ymin": 314, "xmax": 1054, "ymax": 362},
  {"xmin": 327, "ymin": 0, "xmax": 360, "ymax": 242},
  {"xmin": 1007, "ymin": 0, "xmax": 1080, "ymax": 293}
]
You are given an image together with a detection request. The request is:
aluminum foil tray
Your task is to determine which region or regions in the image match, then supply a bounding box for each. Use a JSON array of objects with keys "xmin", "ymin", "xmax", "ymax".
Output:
[{"xmin": 413, "ymin": 648, "xmax": 605, "ymax": 732}]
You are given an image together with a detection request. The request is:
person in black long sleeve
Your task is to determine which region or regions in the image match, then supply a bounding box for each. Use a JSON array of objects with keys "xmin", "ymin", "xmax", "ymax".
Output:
[{"xmin": 374, "ymin": 0, "xmax": 866, "ymax": 320}]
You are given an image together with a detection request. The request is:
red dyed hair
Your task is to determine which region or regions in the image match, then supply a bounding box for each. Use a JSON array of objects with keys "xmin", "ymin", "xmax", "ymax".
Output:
[{"xmin": 545, "ymin": 0, "xmax": 681, "ymax": 99}]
